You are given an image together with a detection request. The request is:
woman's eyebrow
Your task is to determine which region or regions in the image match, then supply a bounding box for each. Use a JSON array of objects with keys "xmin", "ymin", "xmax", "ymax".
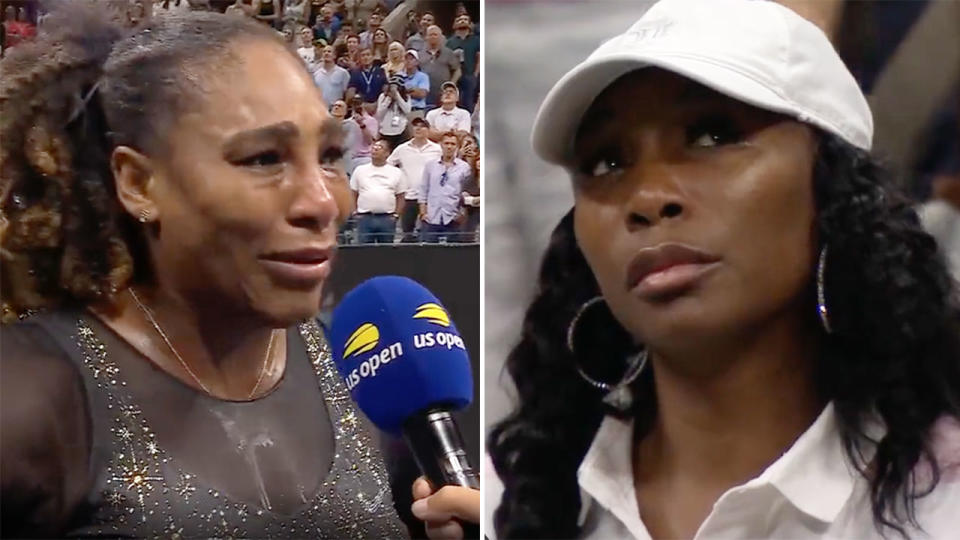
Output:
[{"xmin": 223, "ymin": 121, "xmax": 299, "ymax": 150}]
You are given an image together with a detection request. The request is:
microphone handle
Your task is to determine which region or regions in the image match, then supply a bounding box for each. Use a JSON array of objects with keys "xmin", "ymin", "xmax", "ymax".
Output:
[{"xmin": 403, "ymin": 408, "xmax": 481, "ymax": 539}]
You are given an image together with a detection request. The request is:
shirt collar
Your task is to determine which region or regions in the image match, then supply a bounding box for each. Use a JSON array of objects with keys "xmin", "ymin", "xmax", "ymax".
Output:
[
  {"xmin": 754, "ymin": 402, "xmax": 854, "ymax": 522},
  {"xmin": 577, "ymin": 402, "xmax": 884, "ymax": 530},
  {"xmin": 577, "ymin": 415, "xmax": 646, "ymax": 535}
]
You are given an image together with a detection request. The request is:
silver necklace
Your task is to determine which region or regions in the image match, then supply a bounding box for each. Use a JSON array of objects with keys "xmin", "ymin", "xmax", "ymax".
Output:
[{"xmin": 128, "ymin": 288, "xmax": 276, "ymax": 399}]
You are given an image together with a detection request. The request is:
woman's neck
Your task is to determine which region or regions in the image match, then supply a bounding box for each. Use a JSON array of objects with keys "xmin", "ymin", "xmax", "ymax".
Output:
[
  {"xmin": 92, "ymin": 284, "xmax": 286, "ymax": 400},
  {"xmin": 636, "ymin": 311, "xmax": 824, "ymax": 489},
  {"xmin": 631, "ymin": 311, "xmax": 824, "ymax": 538}
]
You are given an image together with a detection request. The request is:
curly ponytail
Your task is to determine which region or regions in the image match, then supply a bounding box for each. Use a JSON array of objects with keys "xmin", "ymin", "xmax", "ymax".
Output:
[{"xmin": 0, "ymin": 2, "xmax": 287, "ymax": 322}]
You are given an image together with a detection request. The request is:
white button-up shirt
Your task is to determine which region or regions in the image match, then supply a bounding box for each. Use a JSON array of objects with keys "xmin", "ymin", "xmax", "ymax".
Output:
[
  {"xmin": 425, "ymin": 106, "xmax": 472, "ymax": 134},
  {"xmin": 485, "ymin": 403, "xmax": 960, "ymax": 539},
  {"xmin": 387, "ymin": 139, "xmax": 442, "ymax": 201}
]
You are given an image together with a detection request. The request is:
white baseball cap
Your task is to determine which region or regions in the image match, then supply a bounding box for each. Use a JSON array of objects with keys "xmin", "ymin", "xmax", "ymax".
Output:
[{"xmin": 531, "ymin": 0, "xmax": 874, "ymax": 166}]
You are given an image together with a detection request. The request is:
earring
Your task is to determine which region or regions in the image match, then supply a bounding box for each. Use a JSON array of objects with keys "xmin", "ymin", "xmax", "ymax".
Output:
[
  {"xmin": 138, "ymin": 209, "xmax": 150, "ymax": 223},
  {"xmin": 566, "ymin": 296, "xmax": 649, "ymax": 412},
  {"xmin": 817, "ymin": 246, "xmax": 832, "ymax": 334}
]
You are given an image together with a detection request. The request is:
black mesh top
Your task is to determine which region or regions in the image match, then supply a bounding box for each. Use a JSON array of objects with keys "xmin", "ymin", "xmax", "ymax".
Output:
[{"xmin": 0, "ymin": 310, "xmax": 409, "ymax": 538}]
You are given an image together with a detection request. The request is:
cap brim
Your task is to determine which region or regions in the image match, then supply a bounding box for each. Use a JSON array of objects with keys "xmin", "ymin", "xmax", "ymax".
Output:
[{"xmin": 531, "ymin": 53, "xmax": 799, "ymax": 166}]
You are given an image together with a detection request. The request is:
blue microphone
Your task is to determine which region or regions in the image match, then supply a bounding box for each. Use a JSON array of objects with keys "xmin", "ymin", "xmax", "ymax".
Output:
[{"xmin": 329, "ymin": 276, "xmax": 478, "ymax": 490}]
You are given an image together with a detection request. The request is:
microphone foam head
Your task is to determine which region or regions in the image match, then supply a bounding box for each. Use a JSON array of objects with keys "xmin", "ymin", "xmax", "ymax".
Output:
[{"xmin": 329, "ymin": 276, "xmax": 473, "ymax": 434}]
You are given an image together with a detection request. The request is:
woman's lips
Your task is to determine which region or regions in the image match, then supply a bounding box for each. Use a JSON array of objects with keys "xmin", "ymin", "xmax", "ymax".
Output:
[
  {"xmin": 626, "ymin": 243, "xmax": 722, "ymax": 300},
  {"xmin": 259, "ymin": 247, "xmax": 333, "ymax": 285}
]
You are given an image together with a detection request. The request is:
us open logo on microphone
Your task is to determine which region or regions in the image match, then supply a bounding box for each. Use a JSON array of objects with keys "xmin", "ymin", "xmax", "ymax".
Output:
[
  {"xmin": 412, "ymin": 303, "xmax": 466, "ymax": 351},
  {"xmin": 342, "ymin": 323, "xmax": 404, "ymax": 391}
]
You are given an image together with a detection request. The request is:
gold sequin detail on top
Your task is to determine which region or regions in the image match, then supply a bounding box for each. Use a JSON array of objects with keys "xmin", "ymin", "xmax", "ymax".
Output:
[{"xmin": 72, "ymin": 318, "xmax": 409, "ymax": 538}]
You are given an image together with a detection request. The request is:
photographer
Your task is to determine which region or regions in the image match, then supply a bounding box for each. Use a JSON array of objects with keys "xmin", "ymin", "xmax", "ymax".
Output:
[{"xmin": 376, "ymin": 74, "xmax": 412, "ymax": 150}]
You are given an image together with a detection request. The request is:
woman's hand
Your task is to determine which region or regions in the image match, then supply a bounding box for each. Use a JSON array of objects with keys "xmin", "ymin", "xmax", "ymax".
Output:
[{"xmin": 411, "ymin": 476, "xmax": 480, "ymax": 540}]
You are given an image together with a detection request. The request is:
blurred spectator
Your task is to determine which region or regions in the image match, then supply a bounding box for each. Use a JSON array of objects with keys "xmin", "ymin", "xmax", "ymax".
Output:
[
  {"xmin": 333, "ymin": 20, "xmax": 354, "ymax": 49},
  {"xmin": 351, "ymin": 140, "xmax": 406, "ymax": 244},
  {"xmin": 296, "ymin": 26, "xmax": 316, "ymax": 63},
  {"xmin": 402, "ymin": 9, "xmax": 419, "ymax": 41},
  {"xmin": 280, "ymin": 23, "xmax": 296, "ymax": 44},
  {"xmin": 359, "ymin": 10, "xmax": 383, "ymax": 49},
  {"xmin": 344, "ymin": 0, "xmax": 385, "ymax": 28},
  {"xmin": 419, "ymin": 132, "xmax": 471, "ymax": 243},
  {"xmin": 376, "ymin": 75, "xmax": 412, "ymax": 149},
  {"xmin": 446, "ymin": 14, "xmax": 480, "ymax": 113},
  {"xmin": 308, "ymin": 0, "xmax": 325, "ymax": 24},
  {"xmin": 329, "ymin": 99, "xmax": 356, "ymax": 167},
  {"xmin": 225, "ymin": 0, "xmax": 256, "ymax": 17},
  {"xmin": 403, "ymin": 50, "xmax": 430, "ymax": 119},
  {"xmin": 337, "ymin": 33, "xmax": 361, "ymax": 70},
  {"xmin": 471, "ymin": 94, "xmax": 480, "ymax": 137},
  {"xmin": 285, "ymin": 0, "xmax": 311, "ymax": 25},
  {"xmin": 347, "ymin": 48, "xmax": 387, "ymax": 113},
  {"xmin": 383, "ymin": 41, "xmax": 406, "ymax": 78},
  {"xmin": 388, "ymin": 117, "xmax": 442, "ymax": 243},
  {"xmin": 128, "ymin": 1, "xmax": 150, "ymax": 25},
  {"xmin": 455, "ymin": 3, "xmax": 469, "ymax": 18},
  {"xmin": 371, "ymin": 27, "xmax": 390, "ymax": 63},
  {"xmin": 459, "ymin": 134, "xmax": 481, "ymax": 240},
  {"xmin": 313, "ymin": 2, "xmax": 340, "ymax": 43},
  {"xmin": 405, "ymin": 11, "xmax": 434, "ymax": 56},
  {"xmin": 313, "ymin": 45, "xmax": 351, "ymax": 104},
  {"xmin": 421, "ymin": 25, "xmax": 461, "ymax": 109},
  {"xmin": 254, "ymin": 0, "xmax": 282, "ymax": 29},
  {"xmin": 156, "ymin": 0, "xmax": 192, "ymax": 12},
  {"xmin": 2, "ymin": 5, "xmax": 35, "ymax": 50},
  {"xmin": 344, "ymin": 96, "xmax": 379, "ymax": 172},
  {"xmin": 426, "ymin": 82, "xmax": 471, "ymax": 140}
]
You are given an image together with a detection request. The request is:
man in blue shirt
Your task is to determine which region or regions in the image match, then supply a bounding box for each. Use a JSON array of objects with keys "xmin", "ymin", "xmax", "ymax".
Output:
[
  {"xmin": 419, "ymin": 132, "xmax": 472, "ymax": 243},
  {"xmin": 312, "ymin": 3, "xmax": 340, "ymax": 43},
  {"xmin": 403, "ymin": 50, "xmax": 430, "ymax": 118},
  {"xmin": 346, "ymin": 48, "xmax": 387, "ymax": 112}
]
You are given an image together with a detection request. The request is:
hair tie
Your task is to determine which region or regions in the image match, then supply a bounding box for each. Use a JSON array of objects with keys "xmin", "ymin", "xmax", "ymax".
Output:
[{"xmin": 66, "ymin": 79, "xmax": 104, "ymax": 125}]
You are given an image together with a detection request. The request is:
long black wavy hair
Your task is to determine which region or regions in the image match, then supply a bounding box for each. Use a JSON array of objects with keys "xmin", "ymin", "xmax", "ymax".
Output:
[{"xmin": 487, "ymin": 132, "xmax": 960, "ymax": 539}]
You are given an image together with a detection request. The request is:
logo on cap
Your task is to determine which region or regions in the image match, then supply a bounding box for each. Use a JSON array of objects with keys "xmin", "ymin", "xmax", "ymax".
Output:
[
  {"xmin": 344, "ymin": 323, "xmax": 380, "ymax": 358},
  {"xmin": 623, "ymin": 19, "xmax": 675, "ymax": 45},
  {"xmin": 413, "ymin": 303, "xmax": 451, "ymax": 327}
]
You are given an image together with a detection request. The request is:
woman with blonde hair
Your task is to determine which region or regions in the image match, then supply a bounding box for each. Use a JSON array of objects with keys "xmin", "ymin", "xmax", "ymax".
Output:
[{"xmin": 383, "ymin": 40, "xmax": 406, "ymax": 78}]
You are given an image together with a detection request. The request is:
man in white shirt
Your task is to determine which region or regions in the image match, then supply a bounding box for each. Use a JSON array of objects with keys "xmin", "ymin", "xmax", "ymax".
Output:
[
  {"xmin": 425, "ymin": 82, "xmax": 471, "ymax": 141},
  {"xmin": 350, "ymin": 140, "xmax": 405, "ymax": 244},
  {"xmin": 296, "ymin": 26, "xmax": 315, "ymax": 65},
  {"xmin": 387, "ymin": 117, "xmax": 442, "ymax": 242},
  {"xmin": 312, "ymin": 45, "xmax": 350, "ymax": 105}
]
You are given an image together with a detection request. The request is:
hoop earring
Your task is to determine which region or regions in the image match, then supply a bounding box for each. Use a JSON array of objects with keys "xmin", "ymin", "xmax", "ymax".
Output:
[
  {"xmin": 566, "ymin": 296, "xmax": 649, "ymax": 412},
  {"xmin": 817, "ymin": 246, "xmax": 832, "ymax": 334}
]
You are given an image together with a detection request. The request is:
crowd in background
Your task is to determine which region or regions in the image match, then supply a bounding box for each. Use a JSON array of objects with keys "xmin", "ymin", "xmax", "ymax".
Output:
[{"xmin": 1, "ymin": 0, "xmax": 481, "ymax": 245}]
